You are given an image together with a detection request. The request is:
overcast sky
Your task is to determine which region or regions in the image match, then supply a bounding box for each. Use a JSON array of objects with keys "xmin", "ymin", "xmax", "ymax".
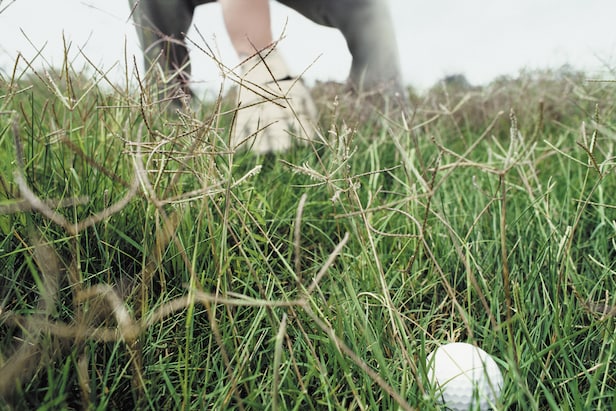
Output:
[{"xmin": 1, "ymin": 0, "xmax": 615, "ymax": 97}]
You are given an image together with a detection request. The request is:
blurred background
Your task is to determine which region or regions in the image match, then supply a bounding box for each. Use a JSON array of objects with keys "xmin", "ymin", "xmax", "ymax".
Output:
[{"xmin": 1, "ymin": 0, "xmax": 615, "ymax": 98}]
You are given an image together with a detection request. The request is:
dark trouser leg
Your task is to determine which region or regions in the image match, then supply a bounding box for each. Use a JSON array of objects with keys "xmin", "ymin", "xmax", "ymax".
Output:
[
  {"xmin": 128, "ymin": 0, "xmax": 213, "ymax": 98},
  {"xmin": 277, "ymin": 0, "xmax": 404, "ymax": 96}
]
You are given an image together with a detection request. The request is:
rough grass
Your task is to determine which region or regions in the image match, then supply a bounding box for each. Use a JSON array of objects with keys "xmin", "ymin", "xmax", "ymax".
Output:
[{"xmin": 1, "ymin": 53, "xmax": 615, "ymax": 410}]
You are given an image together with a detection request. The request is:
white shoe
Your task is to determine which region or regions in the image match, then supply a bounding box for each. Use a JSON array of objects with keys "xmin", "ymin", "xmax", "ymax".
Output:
[{"xmin": 230, "ymin": 47, "xmax": 318, "ymax": 154}]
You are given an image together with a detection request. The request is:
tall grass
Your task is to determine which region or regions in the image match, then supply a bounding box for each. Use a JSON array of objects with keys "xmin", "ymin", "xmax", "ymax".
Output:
[{"xmin": 1, "ymin": 47, "xmax": 615, "ymax": 410}]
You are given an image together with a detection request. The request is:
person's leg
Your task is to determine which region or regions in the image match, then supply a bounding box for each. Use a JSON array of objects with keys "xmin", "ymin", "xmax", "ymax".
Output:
[
  {"xmin": 219, "ymin": 0, "xmax": 317, "ymax": 153},
  {"xmin": 277, "ymin": 0, "xmax": 404, "ymax": 97},
  {"xmin": 129, "ymin": 0, "xmax": 215, "ymax": 99},
  {"xmin": 219, "ymin": 0, "xmax": 273, "ymax": 58}
]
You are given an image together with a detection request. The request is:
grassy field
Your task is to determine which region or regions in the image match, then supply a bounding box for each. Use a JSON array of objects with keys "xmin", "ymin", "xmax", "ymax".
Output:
[{"xmin": 1, "ymin": 54, "xmax": 615, "ymax": 410}]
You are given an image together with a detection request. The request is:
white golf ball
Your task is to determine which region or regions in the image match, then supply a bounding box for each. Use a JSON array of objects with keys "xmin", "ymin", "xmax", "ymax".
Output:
[{"xmin": 426, "ymin": 342, "xmax": 503, "ymax": 411}]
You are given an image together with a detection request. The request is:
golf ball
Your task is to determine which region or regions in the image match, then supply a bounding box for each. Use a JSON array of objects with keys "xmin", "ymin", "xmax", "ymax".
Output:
[{"xmin": 426, "ymin": 342, "xmax": 503, "ymax": 411}]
